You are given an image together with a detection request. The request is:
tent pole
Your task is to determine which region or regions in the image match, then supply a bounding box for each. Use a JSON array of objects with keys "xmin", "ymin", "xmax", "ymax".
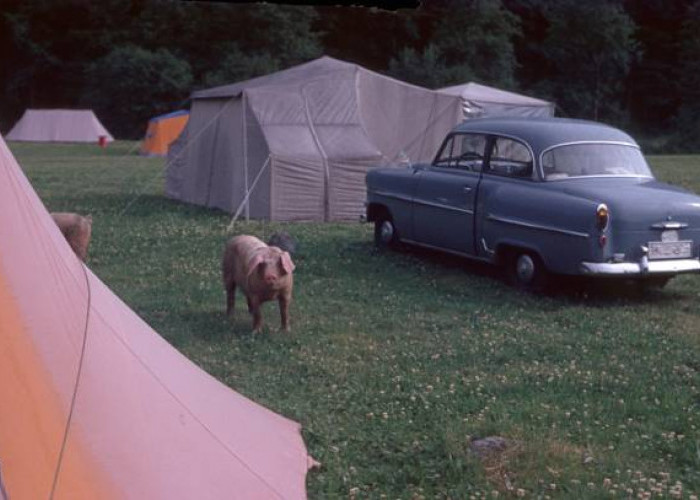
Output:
[
  {"xmin": 242, "ymin": 91, "xmax": 250, "ymax": 221},
  {"xmin": 227, "ymin": 156, "xmax": 271, "ymax": 232}
]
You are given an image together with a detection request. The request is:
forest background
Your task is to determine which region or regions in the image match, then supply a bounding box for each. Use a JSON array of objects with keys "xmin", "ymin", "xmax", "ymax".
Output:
[{"xmin": 1, "ymin": 0, "xmax": 699, "ymax": 153}]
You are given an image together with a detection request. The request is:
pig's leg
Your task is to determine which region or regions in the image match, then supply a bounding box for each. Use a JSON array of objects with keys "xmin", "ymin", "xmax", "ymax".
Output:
[
  {"xmin": 249, "ymin": 296, "xmax": 263, "ymax": 332},
  {"xmin": 279, "ymin": 293, "xmax": 291, "ymax": 332},
  {"xmin": 225, "ymin": 281, "xmax": 236, "ymax": 316}
]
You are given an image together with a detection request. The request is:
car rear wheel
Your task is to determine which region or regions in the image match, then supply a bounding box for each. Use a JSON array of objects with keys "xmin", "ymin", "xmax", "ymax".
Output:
[
  {"xmin": 507, "ymin": 250, "xmax": 548, "ymax": 291},
  {"xmin": 374, "ymin": 218, "xmax": 398, "ymax": 250}
]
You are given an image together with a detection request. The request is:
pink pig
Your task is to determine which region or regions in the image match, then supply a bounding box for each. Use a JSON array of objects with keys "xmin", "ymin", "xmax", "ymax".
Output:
[{"xmin": 222, "ymin": 235, "xmax": 295, "ymax": 332}]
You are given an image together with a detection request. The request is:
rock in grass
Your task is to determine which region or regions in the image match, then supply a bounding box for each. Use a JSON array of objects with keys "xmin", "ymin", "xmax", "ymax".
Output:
[
  {"xmin": 469, "ymin": 436, "xmax": 510, "ymax": 459},
  {"xmin": 267, "ymin": 231, "xmax": 297, "ymax": 255}
]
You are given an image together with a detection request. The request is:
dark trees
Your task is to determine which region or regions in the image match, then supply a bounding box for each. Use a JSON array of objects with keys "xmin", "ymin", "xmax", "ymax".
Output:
[
  {"xmin": 536, "ymin": 0, "xmax": 638, "ymax": 121},
  {"xmin": 387, "ymin": 0, "xmax": 520, "ymax": 89},
  {"xmin": 0, "ymin": 0, "xmax": 698, "ymax": 148},
  {"xmin": 83, "ymin": 46, "xmax": 192, "ymax": 139}
]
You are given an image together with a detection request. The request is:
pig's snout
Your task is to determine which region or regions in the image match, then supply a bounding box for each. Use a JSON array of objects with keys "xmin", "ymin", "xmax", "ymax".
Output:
[{"xmin": 258, "ymin": 262, "xmax": 279, "ymax": 285}]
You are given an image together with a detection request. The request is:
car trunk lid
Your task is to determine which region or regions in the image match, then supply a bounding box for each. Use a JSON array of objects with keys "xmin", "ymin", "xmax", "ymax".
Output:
[{"xmin": 548, "ymin": 177, "xmax": 700, "ymax": 260}]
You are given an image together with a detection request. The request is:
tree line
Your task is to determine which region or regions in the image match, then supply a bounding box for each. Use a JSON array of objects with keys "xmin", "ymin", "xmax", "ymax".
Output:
[{"xmin": 1, "ymin": 0, "xmax": 698, "ymax": 152}]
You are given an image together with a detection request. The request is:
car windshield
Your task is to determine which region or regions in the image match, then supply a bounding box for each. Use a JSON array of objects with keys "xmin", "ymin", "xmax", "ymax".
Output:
[{"xmin": 541, "ymin": 143, "xmax": 653, "ymax": 180}]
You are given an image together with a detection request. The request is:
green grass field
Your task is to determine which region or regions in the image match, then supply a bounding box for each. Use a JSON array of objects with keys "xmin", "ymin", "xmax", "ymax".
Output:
[{"xmin": 11, "ymin": 141, "xmax": 700, "ymax": 499}]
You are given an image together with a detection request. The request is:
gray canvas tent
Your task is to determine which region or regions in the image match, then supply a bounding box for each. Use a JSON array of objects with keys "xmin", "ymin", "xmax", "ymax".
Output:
[
  {"xmin": 166, "ymin": 56, "xmax": 463, "ymax": 221},
  {"xmin": 439, "ymin": 82, "xmax": 555, "ymax": 119},
  {"xmin": 6, "ymin": 109, "xmax": 113, "ymax": 143}
]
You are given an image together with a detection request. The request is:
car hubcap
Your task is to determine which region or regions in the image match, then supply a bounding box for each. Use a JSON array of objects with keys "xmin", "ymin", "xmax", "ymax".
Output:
[
  {"xmin": 516, "ymin": 254, "xmax": 536, "ymax": 284},
  {"xmin": 380, "ymin": 221, "xmax": 394, "ymax": 243}
]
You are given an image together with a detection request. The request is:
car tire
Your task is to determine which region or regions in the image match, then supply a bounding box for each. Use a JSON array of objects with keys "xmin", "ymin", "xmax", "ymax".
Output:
[
  {"xmin": 374, "ymin": 217, "xmax": 398, "ymax": 250},
  {"xmin": 507, "ymin": 250, "xmax": 548, "ymax": 291}
]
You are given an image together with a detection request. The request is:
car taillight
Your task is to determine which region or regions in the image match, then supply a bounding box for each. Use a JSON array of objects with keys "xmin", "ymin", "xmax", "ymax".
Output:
[{"xmin": 596, "ymin": 203, "xmax": 609, "ymax": 230}]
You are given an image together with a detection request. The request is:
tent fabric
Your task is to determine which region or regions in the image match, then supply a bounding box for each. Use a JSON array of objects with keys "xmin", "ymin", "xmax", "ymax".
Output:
[
  {"xmin": 439, "ymin": 82, "xmax": 555, "ymax": 119},
  {"xmin": 6, "ymin": 109, "xmax": 114, "ymax": 143},
  {"xmin": 0, "ymin": 133, "xmax": 313, "ymax": 499},
  {"xmin": 166, "ymin": 56, "xmax": 463, "ymax": 221},
  {"xmin": 140, "ymin": 110, "xmax": 189, "ymax": 156}
]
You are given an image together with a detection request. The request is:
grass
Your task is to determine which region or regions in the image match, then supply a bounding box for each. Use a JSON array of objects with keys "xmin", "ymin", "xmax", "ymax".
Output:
[{"xmin": 11, "ymin": 141, "xmax": 700, "ymax": 499}]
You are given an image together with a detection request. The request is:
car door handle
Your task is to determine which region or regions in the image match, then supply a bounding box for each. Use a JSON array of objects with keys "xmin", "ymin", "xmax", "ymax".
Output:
[{"xmin": 463, "ymin": 186, "xmax": 473, "ymax": 193}]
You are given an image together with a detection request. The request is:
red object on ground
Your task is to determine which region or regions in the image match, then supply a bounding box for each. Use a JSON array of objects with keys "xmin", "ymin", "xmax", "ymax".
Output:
[{"xmin": 98, "ymin": 135, "xmax": 107, "ymax": 148}]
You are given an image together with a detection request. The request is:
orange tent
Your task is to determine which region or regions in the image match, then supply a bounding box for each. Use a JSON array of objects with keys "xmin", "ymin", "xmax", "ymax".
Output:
[
  {"xmin": 140, "ymin": 110, "xmax": 189, "ymax": 156},
  {"xmin": 0, "ymin": 132, "xmax": 314, "ymax": 499}
]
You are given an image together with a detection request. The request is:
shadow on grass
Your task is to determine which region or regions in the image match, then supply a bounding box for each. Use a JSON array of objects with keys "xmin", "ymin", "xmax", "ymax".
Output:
[
  {"xmin": 375, "ymin": 240, "xmax": 685, "ymax": 307},
  {"xmin": 151, "ymin": 309, "xmax": 234, "ymax": 345},
  {"xmin": 549, "ymin": 275, "xmax": 687, "ymax": 306},
  {"xmin": 44, "ymin": 193, "xmax": 231, "ymax": 219},
  {"xmin": 165, "ymin": 308, "xmax": 294, "ymax": 344},
  {"xmin": 119, "ymin": 195, "xmax": 231, "ymax": 219}
]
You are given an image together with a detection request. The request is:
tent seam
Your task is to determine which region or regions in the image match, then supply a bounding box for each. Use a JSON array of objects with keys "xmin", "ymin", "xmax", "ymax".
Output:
[
  {"xmin": 391, "ymin": 99, "xmax": 461, "ymax": 163},
  {"xmin": 354, "ymin": 64, "xmax": 390, "ymax": 164},
  {"xmin": 300, "ymin": 83, "xmax": 331, "ymax": 221}
]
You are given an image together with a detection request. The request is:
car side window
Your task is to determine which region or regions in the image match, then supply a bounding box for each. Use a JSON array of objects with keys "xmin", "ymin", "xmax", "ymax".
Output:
[
  {"xmin": 487, "ymin": 137, "xmax": 534, "ymax": 179},
  {"xmin": 433, "ymin": 133, "xmax": 488, "ymax": 172}
]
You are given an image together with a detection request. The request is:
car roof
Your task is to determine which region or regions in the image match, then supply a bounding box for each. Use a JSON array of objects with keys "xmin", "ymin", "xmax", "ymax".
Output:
[{"xmin": 452, "ymin": 117, "xmax": 639, "ymax": 155}]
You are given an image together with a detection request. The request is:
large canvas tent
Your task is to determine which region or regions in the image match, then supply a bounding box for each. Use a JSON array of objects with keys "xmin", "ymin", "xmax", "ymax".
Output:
[
  {"xmin": 166, "ymin": 56, "xmax": 463, "ymax": 221},
  {"xmin": 140, "ymin": 110, "xmax": 189, "ymax": 156},
  {"xmin": 439, "ymin": 82, "xmax": 555, "ymax": 119},
  {"xmin": 0, "ymin": 133, "xmax": 313, "ymax": 498},
  {"xmin": 6, "ymin": 109, "xmax": 114, "ymax": 143}
]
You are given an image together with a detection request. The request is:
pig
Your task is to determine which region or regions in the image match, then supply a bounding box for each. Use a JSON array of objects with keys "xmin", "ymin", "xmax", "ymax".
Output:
[
  {"xmin": 267, "ymin": 230, "xmax": 297, "ymax": 256},
  {"xmin": 222, "ymin": 235, "xmax": 295, "ymax": 332},
  {"xmin": 51, "ymin": 212, "xmax": 93, "ymax": 262}
]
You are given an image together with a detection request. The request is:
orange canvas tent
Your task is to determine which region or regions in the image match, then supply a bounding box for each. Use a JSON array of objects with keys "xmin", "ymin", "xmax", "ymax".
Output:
[
  {"xmin": 140, "ymin": 110, "xmax": 189, "ymax": 156},
  {"xmin": 0, "ymin": 132, "xmax": 314, "ymax": 499}
]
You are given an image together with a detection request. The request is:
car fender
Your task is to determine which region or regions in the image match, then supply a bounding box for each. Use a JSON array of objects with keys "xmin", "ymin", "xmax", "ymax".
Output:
[
  {"xmin": 366, "ymin": 166, "xmax": 423, "ymax": 241},
  {"xmin": 476, "ymin": 178, "xmax": 601, "ymax": 275}
]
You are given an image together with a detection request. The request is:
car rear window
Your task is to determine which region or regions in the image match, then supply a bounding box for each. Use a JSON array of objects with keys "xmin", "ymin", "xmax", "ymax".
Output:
[{"xmin": 542, "ymin": 143, "xmax": 652, "ymax": 180}]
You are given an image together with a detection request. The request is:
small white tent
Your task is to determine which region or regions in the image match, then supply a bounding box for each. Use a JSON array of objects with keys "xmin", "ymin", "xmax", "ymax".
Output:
[
  {"xmin": 166, "ymin": 56, "xmax": 463, "ymax": 221},
  {"xmin": 439, "ymin": 82, "xmax": 555, "ymax": 119},
  {"xmin": 6, "ymin": 109, "xmax": 114, "ymax": 143}
]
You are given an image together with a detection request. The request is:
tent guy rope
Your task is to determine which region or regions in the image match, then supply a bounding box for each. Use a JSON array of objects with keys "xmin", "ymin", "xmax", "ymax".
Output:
[
  {"xmin": 226, "ymin": 156, "xmax": 271, "ymax": 233},
  {"xmin": 49, "ymin": 260, "xmax": 92, "ymax": 500}
]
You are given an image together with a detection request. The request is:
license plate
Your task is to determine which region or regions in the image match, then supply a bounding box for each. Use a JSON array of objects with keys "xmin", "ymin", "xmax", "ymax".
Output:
[
  {"xmin": 648, "ymin": 240, "xmax": 692, "ymax": 260},
  {"xmin": 661, "ymin": 230, "xmax": 679, "ymax": 242}
]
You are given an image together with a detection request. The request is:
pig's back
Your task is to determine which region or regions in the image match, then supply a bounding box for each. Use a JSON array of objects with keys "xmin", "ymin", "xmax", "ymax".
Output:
[{"xmin": 230, "ymin": 235, "xmax": 267, "ymax": 287}]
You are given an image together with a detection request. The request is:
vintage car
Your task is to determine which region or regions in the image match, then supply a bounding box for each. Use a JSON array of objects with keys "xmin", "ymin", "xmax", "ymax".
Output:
[{"xmin": 365, "ymin": 117, "xmax": 700, "ymax": 288}]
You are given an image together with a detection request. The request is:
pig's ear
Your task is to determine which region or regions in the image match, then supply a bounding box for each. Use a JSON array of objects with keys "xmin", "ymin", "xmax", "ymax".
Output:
[
  {"xmin": 247, "ymin": 254, "xmax": 264, "ymax": 277},
  {"xmin": 280, "ymin": 252, "xmax": 295, "ymax": 274}
]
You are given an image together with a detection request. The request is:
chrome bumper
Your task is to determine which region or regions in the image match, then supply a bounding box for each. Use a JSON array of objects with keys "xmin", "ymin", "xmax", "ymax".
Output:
[{"xmin": 580, "ymin": 258, "xmax": 700, "ymax": 276}]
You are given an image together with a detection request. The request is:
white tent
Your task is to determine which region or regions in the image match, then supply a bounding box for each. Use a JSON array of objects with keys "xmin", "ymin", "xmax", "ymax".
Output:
[
  {"xmin": 6, "ymin": 109, "xmax": 114, "ymax": 143},
  {"xmin": 439, "ymin": 82, "xmax": 555, "ymax": 119},
  {"xmin": 166, "ymin": 56, "xmax": 463, "ymax": 221}
]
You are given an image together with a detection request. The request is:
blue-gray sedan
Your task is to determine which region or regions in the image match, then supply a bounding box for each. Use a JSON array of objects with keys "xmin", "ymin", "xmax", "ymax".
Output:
[{"xmin": 366, "ymin": 117, "xmax": 700, "ymax": 288}]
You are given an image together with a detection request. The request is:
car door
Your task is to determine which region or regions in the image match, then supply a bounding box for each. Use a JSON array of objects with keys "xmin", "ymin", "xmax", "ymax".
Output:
[
  {"xmin": 412, "ymin": 133, "xmax": 490, "ymax": 254},
  {"xmin": 474, "ymin": 135, "xmax": 538, "ymax": 258}
]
